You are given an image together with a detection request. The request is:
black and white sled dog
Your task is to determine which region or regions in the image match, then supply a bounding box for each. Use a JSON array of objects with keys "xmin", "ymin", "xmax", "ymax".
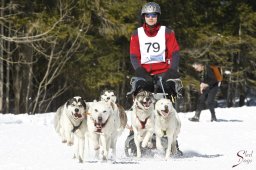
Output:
[
  {"xmin": 131, "ymin": 91, "xmax": 155, "ymax": 158},
  {"xmin": 100, "ymin": 90, "xmax": 128, "ymax": 135},
  {"xmin": 87, "ymin": 100, "xmax": 119, "ymax": 161},
  {"xmin": 54, "ymin": 96, "xmax": 87, "ymax": 163},
  {"xmin": 154, "ymin": 98, "xmax": 181, "ymax": 160}
]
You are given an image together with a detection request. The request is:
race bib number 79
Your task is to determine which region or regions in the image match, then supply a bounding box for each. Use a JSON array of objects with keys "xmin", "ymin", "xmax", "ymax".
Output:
[
  {"xmin": 145, "ymin": 42, "xmax": 160, "ymax": 53},
  {"xmin": 138, "ymin": 26, "xmax": 166, "ymax": 64}
]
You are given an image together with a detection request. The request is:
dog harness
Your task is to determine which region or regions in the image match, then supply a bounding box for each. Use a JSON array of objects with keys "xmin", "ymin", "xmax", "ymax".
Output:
[
  {"xmin": 136, "ymin": 115, "xmax": 149, "ymax": 129},
  {"xmin": 71, "ymin": 121, "xmax": 83, "ymax": 133},
  {"xmin": 66, "ymin": 112, "xmax": 84, "ymax": 133},
  {"xmin": 134, "ymin": 105, "xmax": 150, "ymax": 129}
]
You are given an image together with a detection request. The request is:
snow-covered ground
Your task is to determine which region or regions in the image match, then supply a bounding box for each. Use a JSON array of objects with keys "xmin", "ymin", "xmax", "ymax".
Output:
[{"xmin": 0, "ymin": 106, "xmax": 255, "ymax": 170}]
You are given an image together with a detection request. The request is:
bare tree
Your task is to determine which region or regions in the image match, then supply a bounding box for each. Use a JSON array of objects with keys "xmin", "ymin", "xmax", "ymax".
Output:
[
  {"xmin": 0, "ymin": 0, "xmax": 90, "ymax": 114},
  {"xmin": 31, "ymin": 30, "xmax": 85, "ymax": 114},
  {"xmin": 0, "ymin": 0, "xmax": 4, "ymax": 113}
]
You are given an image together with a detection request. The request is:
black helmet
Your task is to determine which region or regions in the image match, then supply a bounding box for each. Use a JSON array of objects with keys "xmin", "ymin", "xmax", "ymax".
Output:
[{"xmin": 141, "ymin": 2, "xmax": 161, "ymax": 15}]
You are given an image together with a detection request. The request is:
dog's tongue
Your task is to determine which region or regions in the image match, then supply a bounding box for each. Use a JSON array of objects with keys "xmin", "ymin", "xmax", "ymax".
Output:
[
  {"xmin": 96, "ymin": 123, "xmax": 102, "ymax": 129},
  {"xmin": 161, "ymin": 110, "xmax": 169, "ymax": 117},
  {"xmin": 74, "ymin": 112, "xmax": 82, "ymax": 118}
]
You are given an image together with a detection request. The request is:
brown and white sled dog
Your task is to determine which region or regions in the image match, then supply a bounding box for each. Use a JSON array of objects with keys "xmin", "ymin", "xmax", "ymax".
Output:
[
  {"xmin": 131, "ymin": 91, "xmax": 155, "ymax": 158},
  {"xmin": 100, "ymin": 90, "xmax": 128, "ymax": 135},
  {"xmin": 54, "ymin": 96, "xmax": 87, "ymax": 163},
  {"xmin": 87, "ymin": 100, "xmax": 118, "ymax": 160},
  {"xmin": 154, "ymin": 98, "xmax": 181, "ymax": 160}
]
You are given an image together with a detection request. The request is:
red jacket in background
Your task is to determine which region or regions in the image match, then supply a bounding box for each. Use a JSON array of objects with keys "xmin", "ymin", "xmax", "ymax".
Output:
[{"xmin": 130, "ymin": 23, "xmax": 180, "ymax": 75}]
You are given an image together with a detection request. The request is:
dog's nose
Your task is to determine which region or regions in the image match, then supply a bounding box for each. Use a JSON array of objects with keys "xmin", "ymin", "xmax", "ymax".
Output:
[
  {"xmin": 98, "ymin": 116, "xmax": 102, "ymax": 122},
  {"xmin": 75, "ymin": 108, "xmax": 79, "ymax": 112},
  {"xmin": 164, "ymin": 105, "xmax": 168, "ymax": 110},
  {"xmin": 107, "ymin": 97, "xmax": 110, "ymax": 100}
]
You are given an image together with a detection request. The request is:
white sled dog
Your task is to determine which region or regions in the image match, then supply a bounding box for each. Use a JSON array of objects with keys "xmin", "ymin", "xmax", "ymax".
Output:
[
  {"xmin": 154, "ymin": 98, "xmax": 181, "ymax": 160},
  {"xmin": 87, "ymin": 101, "xmax": 119, "ymax": 160},
  {"xmin": 54, "ymin": 96, "xmax": 87, "ymax": 163},
  {"xmin": 131, "ymin": 91, "xmax": 155, "ymax": 158},
  {"xmin": 100, "ymin": 90, "xmax": 128, "ymax": 135}
]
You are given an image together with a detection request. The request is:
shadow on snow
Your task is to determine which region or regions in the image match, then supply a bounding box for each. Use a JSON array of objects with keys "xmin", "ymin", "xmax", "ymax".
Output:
[{"xmin": 176, "ymin": 150, "xmax": 223, "ymax": 159}]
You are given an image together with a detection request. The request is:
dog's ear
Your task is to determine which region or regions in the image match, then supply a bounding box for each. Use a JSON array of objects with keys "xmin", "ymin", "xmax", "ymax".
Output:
[
  {"xmin": 66, "ymin": 98, "xmax": 73, "ymax": 108},
  {"xmin": 75, "ymin": 97, "xmax": 87, "ymax": 110},
  {"xmin": 99, "ymin": 95, "xmax": 103, "ymax": 101},
  {"xmin": 110, "ymin": 102, "xmax": 115, "ymax": 110},
  {"xmin": 101, "ymin": 89, "xmax": 107, "ymax": 95},
  {"xmin": 110, "ymin": 90, "xmax": 116, "ymax": 96}
]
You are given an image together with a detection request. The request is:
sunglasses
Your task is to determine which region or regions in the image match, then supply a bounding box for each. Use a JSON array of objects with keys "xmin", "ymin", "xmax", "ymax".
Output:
[{"xmin": 145, "ymin": 13, "xmax": 157, "ymax": 18}]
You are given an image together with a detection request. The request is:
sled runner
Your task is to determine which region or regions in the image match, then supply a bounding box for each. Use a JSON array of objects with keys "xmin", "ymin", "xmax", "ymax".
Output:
[
  {"xmin": 124, "ymin": 132, "xmax": 168, "ymax": 157},
  {"xmin": 124, "ymin": 132, "xmax": 183, "ymax": 157}
]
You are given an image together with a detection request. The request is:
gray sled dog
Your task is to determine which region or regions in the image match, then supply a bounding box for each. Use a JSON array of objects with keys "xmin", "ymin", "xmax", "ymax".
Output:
[
  {"xmin": 131, "ymin": 91, "xmax": 155, "ymax": 158},
  {"xmin": 54, "ymin": 96, "xmax": 87, "ymax": 163},
  {"xmin": 154, "ymin": 98, "xmax": 181, "ymax": 160},
  {"xmin": 87, "ymin": 100, "xmax": 119, "ymax": 160},
  {"xmin": 100, "ymin": 90, "xmax": 128, "ymax": 135}
]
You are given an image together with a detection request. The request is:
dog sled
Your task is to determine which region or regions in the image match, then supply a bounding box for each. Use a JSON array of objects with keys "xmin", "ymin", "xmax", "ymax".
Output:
[
  {"xmin": 124, "ymin": 76, "xmax": 183, "ymax": 158},
  {"xmin": 126, "ymin": 76, "xmax": 183, "ymax": 100},
  {"xmin": 124, "ymin": 131, "xmax": 183, "ymax": 157},
  {"xmin": 125, "ymin": 132, "xmax": 168, "ymax": 157}
]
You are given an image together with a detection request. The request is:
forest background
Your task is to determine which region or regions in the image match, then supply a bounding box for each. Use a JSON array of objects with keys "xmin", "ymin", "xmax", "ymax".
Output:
[{"xmin": 0, "ymin": 0, "xmax": 256, "ymax": 114}]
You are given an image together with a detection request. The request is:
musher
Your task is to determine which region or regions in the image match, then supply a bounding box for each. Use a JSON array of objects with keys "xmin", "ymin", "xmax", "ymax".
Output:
[
  {"xmin": 126, "ymin": 2, "xmax": 183, "ymax": 156},
  {"xmin": 127, "ymin": 2, "xmax": 182, "ymax": 100}
]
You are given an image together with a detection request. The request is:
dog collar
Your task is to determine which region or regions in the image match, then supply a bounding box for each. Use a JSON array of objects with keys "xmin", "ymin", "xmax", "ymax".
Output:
[
  {"xmin": 135, "ymin": 103, "xmax": 144, "ymax": 110},
  {"xmin": 65, "ymin": 112, "xmax": 84, "ymax": 133},
  {"xmin": 71, "ymin": 121, "xmax": 83, "ymax": 133}
]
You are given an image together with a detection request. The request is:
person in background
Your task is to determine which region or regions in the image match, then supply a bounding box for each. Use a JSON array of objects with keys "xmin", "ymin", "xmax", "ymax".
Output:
[
  {"xmin": 189, "ymin": 61, "xmax": 218, "ymax": 122},
  {"xmin": 128, "ymin": 2, "xmax": 181, "ymax": 100}
]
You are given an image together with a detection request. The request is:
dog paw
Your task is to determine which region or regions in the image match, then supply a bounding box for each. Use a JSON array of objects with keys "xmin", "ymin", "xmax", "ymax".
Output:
[
  {"xmin": 94, "ymin": 146, "xmax": 100, "ymax": 150},
  {"xmin": 171, "ymin": 147, "xmax": 177, "ymax": 155},
  {"xmin": 102, "ymin": 156, "xmax": 107, "ymax": 161},
  {"xmin": 141, "ymin": 139, "xmax": 149, "ymax": 148},
  {"xmin": 136, "ymin": 151, "xmax": 142, "ymax": 158},
  {"xmin": 141, "ymin": 142, "xmax": 146, "ymax": 148},
  {"xmin": 147, "ymin": 142, "xmax": 153, "ymax": 148},
  {"xmin": 79, "ymin": 156, "xmax": 83, "ymax": 163},
  {"xmin": 165, "ymin": 150, "xmax": 171, "ymax": 159},
  {"xmin": 67, "ymin": 141, "xmax": 73, "ymax": 146}
]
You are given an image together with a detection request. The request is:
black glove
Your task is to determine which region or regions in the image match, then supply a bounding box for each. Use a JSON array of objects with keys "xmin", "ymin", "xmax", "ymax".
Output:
[
  {"xmin": 135, "ymin": 67, "xmax": 152, "ymax": 82},
  {"xmin": 162, "ymin": 68, "xmax": 180, "ymax": 80}
]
